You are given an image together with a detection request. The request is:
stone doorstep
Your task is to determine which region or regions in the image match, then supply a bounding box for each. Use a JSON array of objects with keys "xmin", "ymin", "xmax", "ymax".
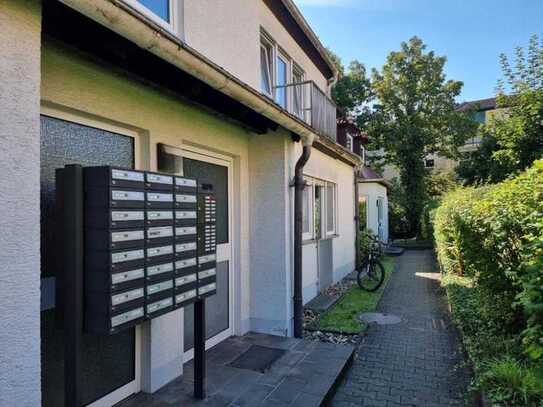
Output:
[{"xmin": 116, "ymin": 332, "xmax": 355, "ymax": 407}]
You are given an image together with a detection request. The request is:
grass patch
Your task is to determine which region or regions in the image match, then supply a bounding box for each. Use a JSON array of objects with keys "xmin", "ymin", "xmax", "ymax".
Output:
[{"xmin": 314, "ymin": 256, "xmax": 395, "ymax": 334}]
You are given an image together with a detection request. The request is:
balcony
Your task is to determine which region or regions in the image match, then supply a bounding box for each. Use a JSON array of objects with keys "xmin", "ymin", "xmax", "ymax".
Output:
[{"xmin": 273, "ymin": 80, "xmax": 337, "ymax": 142}]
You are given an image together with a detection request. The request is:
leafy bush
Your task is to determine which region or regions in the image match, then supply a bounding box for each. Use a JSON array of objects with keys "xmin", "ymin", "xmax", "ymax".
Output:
[
  {"xmin": 419, "ymin": 199, "xmax": 440, "ymax": 241},
  {"xmin": 435, "ymin": 160, "xmax": 543, "ymax": 405}
]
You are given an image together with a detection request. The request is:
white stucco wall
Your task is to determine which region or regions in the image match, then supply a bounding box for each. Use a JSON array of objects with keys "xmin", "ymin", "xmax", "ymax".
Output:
[
  {"xmin": 248, "ymin": 132, "xmax": 293, "ymax": 336},
  {"xmin": 41, "ymin": 40, "xmax": 254, "ymax": 392},
  {"xmin": 0, "ymin": 1, "xmax": 42, "ymax": 406},
  {"xmin": 359, "ymin": 182, "xmax": 389, "ymax": 243},
  {"xmin": 295, "ymin": 145, "xmax": 357, "ymax": 302},
  {"xmin": 183, "ymin": 0, "xmax": 329, "ymax": 94}
]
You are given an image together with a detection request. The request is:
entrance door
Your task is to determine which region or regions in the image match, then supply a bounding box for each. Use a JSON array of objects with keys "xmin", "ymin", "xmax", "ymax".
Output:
[
  {"xmin": 181, "ymin": 148, "xmax": 233, "ymax": 358},
  {"xmin": 40, "ymin": 114, "xmax": 141, "ymax": 407}
]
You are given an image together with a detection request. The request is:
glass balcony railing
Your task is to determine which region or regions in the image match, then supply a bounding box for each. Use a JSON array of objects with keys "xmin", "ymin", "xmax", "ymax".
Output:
[{"xmin": 273, "ymin": 80, "xmax": 337, "ymax": 142}]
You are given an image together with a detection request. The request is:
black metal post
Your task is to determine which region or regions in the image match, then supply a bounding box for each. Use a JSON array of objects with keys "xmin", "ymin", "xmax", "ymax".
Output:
[
  {"xmin": 194, "ymin": 299, "xmax": 206, "ymax": 399},
  {"xmin": 63, "ymin": 164, "xmax": 84, "ymax": 407}
]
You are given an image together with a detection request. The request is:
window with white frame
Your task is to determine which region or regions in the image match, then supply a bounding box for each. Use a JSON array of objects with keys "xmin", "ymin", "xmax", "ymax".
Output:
[
  {"xmin": 325, "ymin": 183, "xmax": 336, "ymax": 236},
  {"xmin": 360, "ymin": 146, "xmax": 366, "ymax": 164},
  {"xmin": 302, "ymin": 177, "xmax": 337, "ymax": 240},
  {"xmin": 260, "ymin": 35, "xmax": 274, "ymax": 97},
  {"xmin": 276, "ymin": 51, "xmax": 289, "ymax": 109},
  {"xmin": 126, "ymin": 0, "xmax": 177, "ymax": 31},
  {"xmin": 345, "ymin": 133, "xmax": 354, "ymax": 152},
  {"xmin": 302, "ymin": 182, "xmax": 313, "ymax": 240}
]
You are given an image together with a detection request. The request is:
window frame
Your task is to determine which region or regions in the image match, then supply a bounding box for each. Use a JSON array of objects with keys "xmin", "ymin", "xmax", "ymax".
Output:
[
  {"xmin": 124, "ymin": 0, "xmax": 178, "ymax": 33},
  {"xmin": 275, "ymin": 48, "xmax": 291, "ymax": 109},
  {"xmin": 302, "ymin": 176, "xmax": 337, "ymax": 241},
  {"xmin": 260, "ymin": 34, "xmax": 275, "ymax": 98},
  {"xmin": 360, "ymin": 145, "xmax": 366, "ymax": 164},
  {"xmin": 345, "ymin": 133, "xmax": 354, "ymax": 152},
  {"xmin": 425, "ymin": 159, "xmax": 435, "ymax": 168},
  {"xmin": 325, "ymin": 182, "xmax": 337, "ymax": 237},
  {"xmin": 292, "ymin": 63, "xmax": 305, "ymax": 119},
  {"xmin": 302, "ymin": 180, "xmax": 315, "ymax": 241}
]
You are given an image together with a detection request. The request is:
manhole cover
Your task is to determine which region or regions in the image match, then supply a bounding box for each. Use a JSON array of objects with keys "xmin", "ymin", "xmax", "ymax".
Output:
[{"xmin": 358, "ymin": 312, "xmax": 402, "ymax": 325}]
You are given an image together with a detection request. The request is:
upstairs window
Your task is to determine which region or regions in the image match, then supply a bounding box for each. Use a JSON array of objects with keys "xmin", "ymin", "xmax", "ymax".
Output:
[
  {"xmin": 138, "ymin": 0, "xmax": 170, "ymax": 22},
  {"xmin": 293, "ymin": 65, "xmax": 305, "ymax": 119},
  {"xmin": 425, "ymin": 159, "xmax": 435, "ymax": 168},
  {"xmin": 276, "ymin": 52, "xmax": 289, "ymax": 109},
  {"xmin": 126, "ymin": 0, "xmax": 176, "ymax": 32},
  {"xmin": 260, "ymin": 36, "xmax": 274, "ymax": 97},
  {"xmin": 360, "ymin": 146, "xmax": 366, "ymax": 164},
  {"xmin": 345, "ymin": 134, "xmax": 354, "ymax": 152}
]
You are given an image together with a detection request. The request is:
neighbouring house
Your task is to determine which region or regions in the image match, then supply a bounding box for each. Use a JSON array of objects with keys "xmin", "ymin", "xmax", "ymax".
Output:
[
  {"xmin": 0, "ymin": 1, "xmax": 362, "ymax": 406},
  {"xmin": 336, "ymin": 117, "xmax": 390, "ymax": 243}
]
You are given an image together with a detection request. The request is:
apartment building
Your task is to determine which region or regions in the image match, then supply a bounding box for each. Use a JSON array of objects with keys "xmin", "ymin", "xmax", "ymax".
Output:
[{"xmin": 0, "ymin": 1, "xmax": 361, "ymax": 405}]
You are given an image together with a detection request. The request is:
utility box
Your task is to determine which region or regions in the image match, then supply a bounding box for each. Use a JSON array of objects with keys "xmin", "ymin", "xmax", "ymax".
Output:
[{"xmin": 77, "ymin": 166, "xmax": 217, "ymax": 335}]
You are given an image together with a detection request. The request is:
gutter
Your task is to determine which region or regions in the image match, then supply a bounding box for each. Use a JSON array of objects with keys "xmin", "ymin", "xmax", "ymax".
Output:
[
  {"xmin": 293, "ymin": 136, "xmax": 314, "ymax": 338},
  {"xmin": 60, "ymin": 0, "xmax": 319, "ymax": 145}
]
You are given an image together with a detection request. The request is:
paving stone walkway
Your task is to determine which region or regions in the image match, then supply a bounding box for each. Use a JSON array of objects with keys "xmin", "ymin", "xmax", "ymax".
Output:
[{"xmin": 332, "ymin": 250, "xmax": 472, "ymax": 407}]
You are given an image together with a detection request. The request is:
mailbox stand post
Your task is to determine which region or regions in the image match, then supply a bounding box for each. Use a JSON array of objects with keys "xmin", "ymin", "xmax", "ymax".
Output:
[
  {"xmin": 62, "ymin": 164, "xmax": 84, "ymax": 407},
  {"xmin": 194, "ymin": 298, "xmax": 206, "ymax": 399}
]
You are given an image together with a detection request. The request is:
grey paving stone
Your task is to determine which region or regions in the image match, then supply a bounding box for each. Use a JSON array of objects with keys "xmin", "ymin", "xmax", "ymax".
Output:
[{"xmin": 331, "ymin": 250, "xmax": 472, "ymax": 407}]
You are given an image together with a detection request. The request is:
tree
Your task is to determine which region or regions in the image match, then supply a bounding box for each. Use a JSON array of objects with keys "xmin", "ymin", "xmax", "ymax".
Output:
[
  {"xmin": 327, "ymin": 49, "xmax": 372, "ymax": 124},
  {"xmin": 369, "ymin": 37, "xmax": 475, "ymax": 236},
  {"xmin": 458, "ymin": 34, "xmax": 543, "ymax": 184}
]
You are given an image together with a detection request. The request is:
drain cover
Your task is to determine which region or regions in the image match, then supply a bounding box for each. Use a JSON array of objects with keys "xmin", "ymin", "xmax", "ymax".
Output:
[{"xmin": 358, "ymin": 312, "xmax": 402, "ymax": 325}]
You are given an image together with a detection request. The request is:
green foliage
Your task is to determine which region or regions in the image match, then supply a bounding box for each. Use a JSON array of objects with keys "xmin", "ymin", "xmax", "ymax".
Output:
[
  {"xmin": 419, "ymin": 199, "xmax": 439, "ymax": 241},
  {"xmin": 369, "ymin": 37, "xmax": 476, "ymax": 235},
  {"xmin": 480, "ymin": 357, "xmax": 543, "ymax": 406},
  {"xmin": 425, "ymin": 169, "xmax": 459, "ymax": 198},
  {"xmin": 358, "ymin": 229, "xmax": 373, "ymax": 260},
  {"xmin": 387, "ymin": 178, "xmax": 412, "ymax": 239},
  {"xmin": 458, "ymin": 34, "xmax": 543, "ymax": 185},
  {"xmin": 327, "ymin": 49, "xmax": 372, "ymax": 122},
  {"xmin": 435, "ymin": 161, "xmax": 543, "ymax": 405}
]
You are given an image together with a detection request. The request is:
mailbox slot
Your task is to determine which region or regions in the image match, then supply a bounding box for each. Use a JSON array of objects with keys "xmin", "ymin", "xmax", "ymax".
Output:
[
  {"xmin": 146, "ymin": 210, "xmax": 174, "ymax": 227},
  {"xmin": 145, "ymin": 172, "xmax": 174, "ymax": 191}
]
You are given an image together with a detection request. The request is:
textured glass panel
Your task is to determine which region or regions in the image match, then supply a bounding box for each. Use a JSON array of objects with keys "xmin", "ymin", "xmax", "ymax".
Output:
[
  {"xmin": 302, "ymin": 187, "xmax": 310, "ymax": 234},
  {"xmin": 138, "ymin": 0, "xmax": 170, "ymax": 22},
  {"xmin": 183, "ymin": 158, "xmax": 229, "ymax": 244},
  {"xmin": 326, "ymin": 184, "xmax": 335, "ymax": 233},
  {"xmin": 184, "ymin": 261, "xmax": 229, "ymax": 351},
  {"xmin": 40, "ymin": 116, "xmax": 135, "ymax": 406}
]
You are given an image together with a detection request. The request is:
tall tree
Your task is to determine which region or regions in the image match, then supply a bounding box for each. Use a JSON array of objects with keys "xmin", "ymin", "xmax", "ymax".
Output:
[
  {"xmin": 458, "ymin": 34, "xmax": 543, "ymax": 184},
  {"xmin": 327, "ymin": 49, "xmax": 372, "ymax": 124},
  {"xmin": 369, "ymin": 37, "xmax": 475, "ymax": 236}
]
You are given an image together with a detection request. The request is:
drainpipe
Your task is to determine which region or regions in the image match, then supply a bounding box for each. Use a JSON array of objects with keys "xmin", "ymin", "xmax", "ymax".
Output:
[{"xmin": 293, "ymin": 136, "xmax": 313, "ymax": 338}]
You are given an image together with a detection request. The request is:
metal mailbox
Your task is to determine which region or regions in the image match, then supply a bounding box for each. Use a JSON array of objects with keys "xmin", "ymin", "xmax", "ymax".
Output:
[{"xmin": 79, "ymin": 166, "xmax": 217, "ymax": 334}]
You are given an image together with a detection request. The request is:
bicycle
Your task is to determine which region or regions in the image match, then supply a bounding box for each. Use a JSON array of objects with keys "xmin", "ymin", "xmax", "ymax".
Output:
[{"xmin": 357, "ymin": 234, "xmax": 386, "ymax": 292}]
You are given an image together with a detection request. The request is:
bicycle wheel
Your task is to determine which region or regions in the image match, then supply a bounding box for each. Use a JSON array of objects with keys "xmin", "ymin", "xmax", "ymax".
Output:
[{"xmin": 357, "ymin": 260, "xmax": 385, "ymax": 292}]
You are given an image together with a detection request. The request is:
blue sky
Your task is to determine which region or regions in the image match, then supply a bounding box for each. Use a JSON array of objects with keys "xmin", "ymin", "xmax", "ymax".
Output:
[{"xmin": 293, "ymin": 0, "xmax": 543, "ymax": 102}]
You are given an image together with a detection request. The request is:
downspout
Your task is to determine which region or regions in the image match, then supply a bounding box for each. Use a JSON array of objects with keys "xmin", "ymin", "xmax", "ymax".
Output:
[{"xmin": 293, "ymin": 136, "xmax": 313, "ymax": 338}]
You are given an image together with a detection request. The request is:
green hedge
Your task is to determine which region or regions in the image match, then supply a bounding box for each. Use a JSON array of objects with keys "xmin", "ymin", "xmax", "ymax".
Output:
[{"xmin": 434, "ymin": 160, "xmax": 543, "ymax": 405}]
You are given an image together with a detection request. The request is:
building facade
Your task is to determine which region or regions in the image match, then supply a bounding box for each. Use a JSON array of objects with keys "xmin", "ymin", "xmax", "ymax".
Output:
[{"xmin": 0, "ymin": 1, "xmax": 361, "ymax": 406}]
